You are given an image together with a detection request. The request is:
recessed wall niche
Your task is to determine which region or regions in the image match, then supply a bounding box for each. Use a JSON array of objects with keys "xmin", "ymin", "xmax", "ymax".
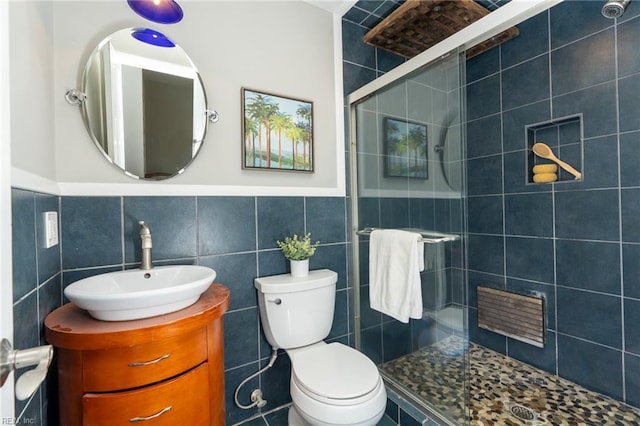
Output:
[{"xmin": 526, "ymin": 115, "xmax": 583, "ymax": 184}]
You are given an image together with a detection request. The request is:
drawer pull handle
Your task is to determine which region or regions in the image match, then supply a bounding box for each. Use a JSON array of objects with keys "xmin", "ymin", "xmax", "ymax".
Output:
[
  {"xmin": 128, "ymin": 354, "xmax": 170, "ymax": 367},
  {"xmin": 129, "ymin": 406, "xmax": 172, "ymax": 422}
]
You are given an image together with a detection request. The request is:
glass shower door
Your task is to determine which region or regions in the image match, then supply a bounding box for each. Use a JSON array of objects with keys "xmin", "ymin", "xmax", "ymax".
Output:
[{"xmin": 350, "ymin": 49, "xmax": 468, "ymax": 425}]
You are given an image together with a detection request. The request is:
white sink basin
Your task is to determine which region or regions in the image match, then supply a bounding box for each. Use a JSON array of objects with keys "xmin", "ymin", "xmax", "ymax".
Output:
[{"xmin": 64, "ymin": 265, "xmax": 216, "ymax": 321}]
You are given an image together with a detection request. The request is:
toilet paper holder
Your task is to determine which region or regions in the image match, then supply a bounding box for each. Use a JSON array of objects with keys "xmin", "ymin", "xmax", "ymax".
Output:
[{"xmin": 0, "ymin": 338, "xmax": 53, "ymax": 401}]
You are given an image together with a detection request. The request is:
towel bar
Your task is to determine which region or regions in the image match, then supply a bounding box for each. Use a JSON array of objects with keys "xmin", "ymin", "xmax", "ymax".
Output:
[{"xmin": 356, "ymin": 227, "xmax": 459, "ymax": 244}]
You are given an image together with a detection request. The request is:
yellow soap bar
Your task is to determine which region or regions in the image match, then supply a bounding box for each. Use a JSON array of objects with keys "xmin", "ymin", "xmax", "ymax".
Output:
[
  {"xmin": 533, "ymin": 164, "xmax": 558, "ymax": 174},
  {"xmin": 533, "ymin": 172, "xmax": 558, "ymax": 183}
]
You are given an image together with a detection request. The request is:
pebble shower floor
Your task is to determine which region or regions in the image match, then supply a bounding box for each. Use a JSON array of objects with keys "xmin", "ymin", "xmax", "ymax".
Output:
[{"xmin": 380, "ymin": 336, "xmax": 640, "ymax": 425}]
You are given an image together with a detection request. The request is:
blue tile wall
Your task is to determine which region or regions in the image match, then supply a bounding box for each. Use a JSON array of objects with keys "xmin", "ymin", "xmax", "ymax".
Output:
[
  {"xmin": 256, "ymin": 197, "xmax": 304, "ymax": 250},
  {"xmin": 501, "ymin": 55, "xmax": 550, "ymax": 110},
  {"xmin": 557, "ymin": 334, "xmax": 624, "ymax": 400},
  {"xmin": 466, "ymin": 115, "xmax": 502, "ymax": 158},
  {"xmin": 549, "ymin": 0, "xmax": 610, "ymax": 49},
  {"xmin": 505, "ymin": 237, "xmax": 554, "ymax": 283},
  {"xmin": 555, "ymin": 239, "xmax": 621, "ymax": 293},
  {"xmin": 60, "ymin": 196, "xmax": 122, "ymax": 269},
  {"xmin": 11, "ymin": 189, "xmax": 62, "ymax": 426},
  {"xmin": 124, "ymin": 196, "xmax": 197, "ymax": 262},
  {"xmin": 618, "ymin": 16, "xmax": 640, "ymax": 77},
  {"xmin": 624, "ymin": 243, "xmax": 640, "ymax": 300},
  {"xmin": 12, "ymin": 189, "xmax": 38, "ymax": 303},
  {"xmin": 620, "ymin": 74, "xmax": 640, "ymax": 132},
  {"xmin": 504, "ymin": 193, "xmax": 553, "ymax": 237},
  {"xmin": 626, "ymin": 353, "xmax": 640, "ymax": 407},
  {"xmin": 500, "ymin": 11, "xmax": 549, "ymax": 68},
  {"xmin": 466, "ymin": 1, "xmax": 640, "ymax": 408},
  {"xmin": 556, "ymin": 30, "xmax": 616, "ymax": 94},
  {"xmin": 341, "ymin": 0, "xmax": 407, "ymax": 96},
  {"xmin": 620, "ymin": 131, "xmax": 640, "ymax": 186},
  {"xmin": 466, "ymin": 74, "xmax": 501, "ymax": 121},
  {"xmin": 503, "ymin": 101, "xmax": 551, "ymax": 154},
  {"xmin": 12, "ymin": 191, "xmax": 350, "ymax": 426}
]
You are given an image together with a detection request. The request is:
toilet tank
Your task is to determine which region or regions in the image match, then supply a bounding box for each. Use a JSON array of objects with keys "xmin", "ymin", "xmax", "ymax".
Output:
[{"xmin": 254, "ymin": 269, "xmax": 337, "ymax": 349}]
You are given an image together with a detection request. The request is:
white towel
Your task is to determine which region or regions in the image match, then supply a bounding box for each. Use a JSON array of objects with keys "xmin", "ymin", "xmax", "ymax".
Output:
[
  {"xmin": 369, "ymin": 229, "xmax": 424, "ymax": 323},
  {"xmin": 424, "ymin": 242, "xmax": 446, "ymax": 307}
]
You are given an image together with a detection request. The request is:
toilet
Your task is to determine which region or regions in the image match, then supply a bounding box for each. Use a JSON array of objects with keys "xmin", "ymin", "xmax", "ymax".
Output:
[{"xmin": 254, "ymin": 269, "xmax": 387, "ymax": 426}]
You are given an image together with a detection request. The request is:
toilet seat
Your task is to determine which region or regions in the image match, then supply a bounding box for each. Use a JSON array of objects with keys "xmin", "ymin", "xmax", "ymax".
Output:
[
  {"xmin": 291, "ymin": 343, "xmax": 380, "ymax": 403},
  {"xmin": 290, "ymin": 374, "xmax": 386, "ymax": 426},
  {"xmin": 294, "ymin": 375, "xmax": 385, "ymax": 407}
]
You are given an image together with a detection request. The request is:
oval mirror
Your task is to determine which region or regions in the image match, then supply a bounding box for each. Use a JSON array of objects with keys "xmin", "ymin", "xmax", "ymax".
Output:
[{"xmin": 79, "ymin": 28, "xmax": 209, "ymax": 180}]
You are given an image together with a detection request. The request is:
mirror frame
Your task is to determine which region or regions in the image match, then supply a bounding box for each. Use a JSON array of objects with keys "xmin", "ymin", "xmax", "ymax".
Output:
[{"xmin": 78, "ymin": 27, "xmax": 210, "ymax": 180}]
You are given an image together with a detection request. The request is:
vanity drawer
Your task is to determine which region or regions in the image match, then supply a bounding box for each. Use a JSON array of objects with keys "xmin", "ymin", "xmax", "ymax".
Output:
[
  {"xmin": 83, "ymin": 327, "xmax": 207, "ymax": 392},
  {"xmin": 83, "ymin": 363, "xmax": 210, "ymax": 426}
]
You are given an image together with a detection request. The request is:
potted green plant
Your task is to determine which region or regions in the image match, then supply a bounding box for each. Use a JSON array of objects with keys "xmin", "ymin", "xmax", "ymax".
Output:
[{"xmin": 276, "ymin": 233, "xmax": 320, "ymax": 277}]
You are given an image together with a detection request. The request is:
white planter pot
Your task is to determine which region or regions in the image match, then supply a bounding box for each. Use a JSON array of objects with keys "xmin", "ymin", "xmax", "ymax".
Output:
[{"xmin": 290, "ymin": 259, "xmax": 309, "ymax": 277}]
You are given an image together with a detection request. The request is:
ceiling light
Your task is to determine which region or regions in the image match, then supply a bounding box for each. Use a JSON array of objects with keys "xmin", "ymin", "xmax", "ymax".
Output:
[{"xmin": 127, "ymin": 0, "xmax": 183, "ymax": 24}]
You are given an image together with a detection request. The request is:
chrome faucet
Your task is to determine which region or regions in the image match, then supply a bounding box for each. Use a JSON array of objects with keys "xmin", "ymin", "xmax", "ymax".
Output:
[{"xmin": 138, "ymin": 221, "xmax": 153, "ymax": 270}]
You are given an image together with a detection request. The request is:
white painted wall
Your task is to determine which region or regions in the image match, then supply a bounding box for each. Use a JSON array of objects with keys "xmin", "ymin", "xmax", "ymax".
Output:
[
  {"xmin": 9, "ymin": 1, "xmax": 56, "ymax": 182},
  {"xmin": 44, "ymin": 0, "xmax": 343, "ymax": 196}
]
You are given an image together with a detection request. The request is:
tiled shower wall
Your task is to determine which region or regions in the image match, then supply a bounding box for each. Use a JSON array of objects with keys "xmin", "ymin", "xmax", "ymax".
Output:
[
  {"xmin": 11, "ymin": 190, "xmax": 350, "ymax": 425},
  {"xmin": 466, "ymin": 1, "xmax": 640, "ymax": 408},
  {"xmin": 344, "ymin": 0, "xmax": 640, "ymax": 416}
]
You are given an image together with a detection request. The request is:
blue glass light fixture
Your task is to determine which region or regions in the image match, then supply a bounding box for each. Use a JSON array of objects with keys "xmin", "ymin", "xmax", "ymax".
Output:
[
  {"xmin": 131, "ymin": 28, "xmax": 176, "ymax": 48},
  {"xmin": 127, "ymin": 0, "xmax": 183, "ymax": 24}
]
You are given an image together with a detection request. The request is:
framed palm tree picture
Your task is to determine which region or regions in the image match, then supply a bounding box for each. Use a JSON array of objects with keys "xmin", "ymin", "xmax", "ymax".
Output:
[
  {"xmin": 383, "ymin": 117, "xmax": 428, "ymax": 179},
  {"xmin": 242, "ymin": 88, "xmax": 314, "ymax": 172}
]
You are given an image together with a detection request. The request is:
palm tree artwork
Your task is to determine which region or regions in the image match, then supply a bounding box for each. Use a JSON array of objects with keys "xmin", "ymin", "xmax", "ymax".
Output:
[
  {"xmin": 383, "ymin": 117, "xmax": 428, "ymax": 179},
  {"xmin": 242, "ymin": 89, "xmax": 313, "ymax": 171}
]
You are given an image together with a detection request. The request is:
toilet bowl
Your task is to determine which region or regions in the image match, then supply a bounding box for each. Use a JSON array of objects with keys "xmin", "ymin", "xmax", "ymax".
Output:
[
  {"xmin": 254, "ymin": 270, "xmax": 387, "ymax": 426},
  {"xmin": 287, "ymin": 342, "xmax": 386, "ymax": 426},
  {"xmin": 288, "ymin": 405, "xmax": 309, "ymax": 426}
]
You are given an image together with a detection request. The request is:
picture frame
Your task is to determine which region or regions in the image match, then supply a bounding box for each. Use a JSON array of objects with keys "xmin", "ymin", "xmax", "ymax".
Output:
[
  {"xmin": 241, "ymin": 88, "xmax": 314, "ymax": 172},
  {"xmin": 383, "ymin": 117, "xmax": 428, "ymax": 179}
]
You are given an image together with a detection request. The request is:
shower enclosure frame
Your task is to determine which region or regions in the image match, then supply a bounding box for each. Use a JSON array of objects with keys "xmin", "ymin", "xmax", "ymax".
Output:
[
  {"xmin": 347, "ymin": 0, "xmax": 563, "ymax": 352},
  {"xmin": 348, "ymin": 46, "xmax": 468, "ymax": 426},
  {"xmin": 346, "ymin": 0, "xmax": 564, "ymax": 423}
]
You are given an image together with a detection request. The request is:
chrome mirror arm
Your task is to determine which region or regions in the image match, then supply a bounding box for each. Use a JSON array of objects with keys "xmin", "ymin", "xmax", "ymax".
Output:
[{"xmin": 64, "ymin": 89, "xmax": 86, "ymax": 105}]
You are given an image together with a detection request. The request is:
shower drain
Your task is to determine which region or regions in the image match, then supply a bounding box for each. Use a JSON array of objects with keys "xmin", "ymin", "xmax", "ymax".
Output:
[
  {"xmin": 510, "ymin": 404, "xmax": 536, "ymax": 420},
  {"xmin": 503, "ymin": 401, "xmax": 548, "ymax": 425}
]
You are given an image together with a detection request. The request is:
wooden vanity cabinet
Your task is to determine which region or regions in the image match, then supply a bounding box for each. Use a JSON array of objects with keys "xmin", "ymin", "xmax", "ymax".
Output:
[{"xmin": 45, "ymin": 284, "xmax": 230, "ymax": 426}]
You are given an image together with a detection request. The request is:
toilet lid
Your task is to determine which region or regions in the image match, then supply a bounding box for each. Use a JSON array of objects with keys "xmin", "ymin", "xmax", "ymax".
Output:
[{"xmin": 292, "ymin": 343, "xmax": 379, "ymax": 399}]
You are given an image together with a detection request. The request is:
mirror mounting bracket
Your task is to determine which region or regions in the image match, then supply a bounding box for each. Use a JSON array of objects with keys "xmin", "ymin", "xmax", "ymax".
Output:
[
  {"xmin": 65, "ymin": 89, "xmax": 87, "ymax": 105},
  {"xmin": 205, "ymin": 109, "xmax": 220, "ymax": 123}
]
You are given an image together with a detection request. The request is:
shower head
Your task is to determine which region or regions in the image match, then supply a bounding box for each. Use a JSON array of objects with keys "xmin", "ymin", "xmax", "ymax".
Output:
[{"xmin": 602, "ymin": 0, "xmax": 630, "ymax": 18}]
